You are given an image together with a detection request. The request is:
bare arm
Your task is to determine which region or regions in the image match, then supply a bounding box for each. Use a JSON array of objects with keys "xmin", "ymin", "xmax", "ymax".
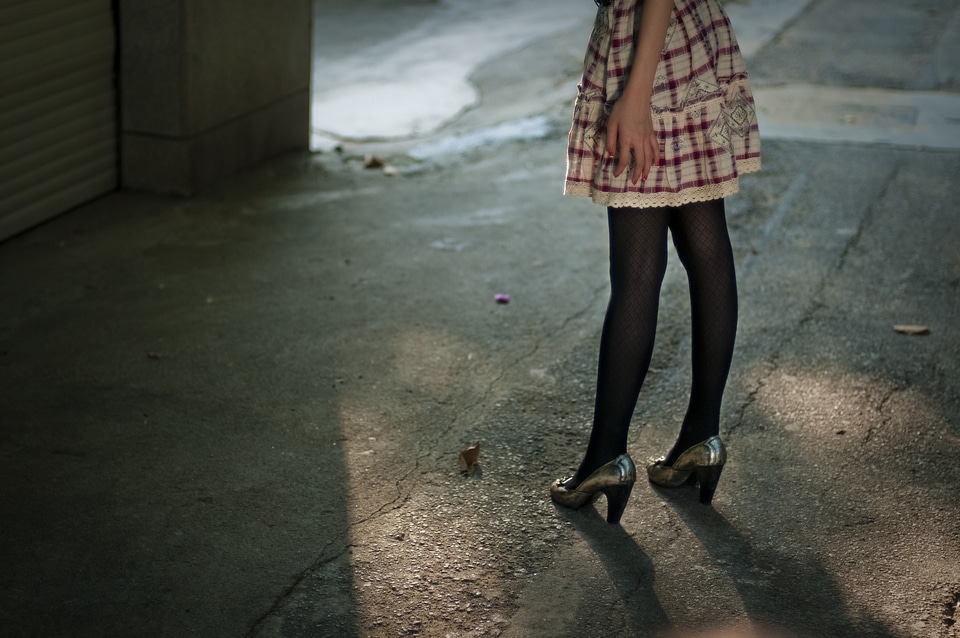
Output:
[{"xmin": 606, "ymin": 0, "xmax": 674, "ymax": 183}]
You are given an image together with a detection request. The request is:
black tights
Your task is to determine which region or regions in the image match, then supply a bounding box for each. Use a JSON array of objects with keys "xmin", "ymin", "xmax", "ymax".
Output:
[{"xmin": 572, "ymin": 199, "xmax": 738, "ymax": 483}]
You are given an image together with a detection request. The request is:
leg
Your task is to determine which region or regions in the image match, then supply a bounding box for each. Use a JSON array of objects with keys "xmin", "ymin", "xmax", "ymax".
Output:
[
  {"xmin": 570, "ymin": 205, "xmax": 670, "ymax": 486},
  {"xmin": 664, "ymin": 198, "xmax": 738, "ymax": 464}
]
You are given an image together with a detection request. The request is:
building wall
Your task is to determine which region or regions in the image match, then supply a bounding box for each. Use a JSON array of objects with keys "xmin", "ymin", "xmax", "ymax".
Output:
[{"xmin": 119, "ymin": 0, "xmax": 312, "ymax": 195}]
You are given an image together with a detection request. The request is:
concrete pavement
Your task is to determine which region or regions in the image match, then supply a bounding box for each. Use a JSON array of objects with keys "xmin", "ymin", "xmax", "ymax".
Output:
[{"xmin": 1, "ymin": 1, "xmax": 959, "ymax": 637}]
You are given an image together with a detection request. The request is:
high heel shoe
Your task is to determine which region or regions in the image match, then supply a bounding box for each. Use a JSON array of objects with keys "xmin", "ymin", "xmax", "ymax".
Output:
[
  {"xmin": 550, "ymin": 453, "xmax": 636, "ymax": 524},
  {"xmin": 646, "ymin": 436, "xmax": 726, "ymax": 505}
]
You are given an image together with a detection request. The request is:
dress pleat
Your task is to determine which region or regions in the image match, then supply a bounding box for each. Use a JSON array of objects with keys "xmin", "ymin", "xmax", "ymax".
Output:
[{"xmin": 564, "ymin": 0, "xmax": 761, "ymax": 208}]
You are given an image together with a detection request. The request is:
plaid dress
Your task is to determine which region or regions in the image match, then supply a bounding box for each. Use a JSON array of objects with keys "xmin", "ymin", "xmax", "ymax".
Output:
[{"xmin": 564, "ymin": 0, "xmax": 761, "ymax": 208}]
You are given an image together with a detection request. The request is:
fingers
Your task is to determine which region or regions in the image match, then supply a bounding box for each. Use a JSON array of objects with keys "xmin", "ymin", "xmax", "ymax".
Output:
[
  {"xmin": 606, "ymin": 121, "xmax": 619, "ymax": 159},
  {"xmin": 630, "ymin": 133, "xmax": 661, "ymax": 185},
  {"xmin": 649, "ymin": 132, "xmax": 661, "ymax": 171},
  {"xmin": 614, "ymin": 144, "xmax": 648, "ymax": 184},
  {"xmin": 608, "ymin": 124, "xmax": 633, "ymax": 179},
  {"xmin": 629, "ymin": 140, "xmax": 655, "ymax": 184},
  {"xmin": 610, "ymin": 131, "xmax": 660, "ymax": 183},
  {"xmin": 616, "ymin": 149, "xmax": 632, "ymax": 179},
  {"xmin": 612, "ymin": 137, "xmax": 640, "ymax": 179},
  {"xmin": 631, "ymin": 152, "xmax": 644, "ymax": 184}
]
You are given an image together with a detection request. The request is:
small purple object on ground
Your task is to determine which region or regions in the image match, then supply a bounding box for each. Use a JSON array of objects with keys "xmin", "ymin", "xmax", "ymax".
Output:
[{"xmin": 494, "ymin": 294, "xmax": 511, "ymax": 304}]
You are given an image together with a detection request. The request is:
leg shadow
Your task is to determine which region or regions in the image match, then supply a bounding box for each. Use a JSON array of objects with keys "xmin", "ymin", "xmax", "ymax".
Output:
[
  {"xmin": 657, "ymin": 488, "xmax": 901, "ymax": 638},
  {"xmin": 559, "ymin": 503, "xmax": 672, "ymax": 636}
]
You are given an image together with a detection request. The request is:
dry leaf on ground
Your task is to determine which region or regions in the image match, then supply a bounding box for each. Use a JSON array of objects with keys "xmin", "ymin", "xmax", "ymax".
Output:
[
  {"xmin": 363, "ymin": 155, "xmax": 384, "ymax": 169},
  {"xmin": 894, "ymin": 325, "xmax": 930, "ymax": 336},
  {"xmin": 458, "ymin": 442, "xmax": 481, "ymax": 474}
]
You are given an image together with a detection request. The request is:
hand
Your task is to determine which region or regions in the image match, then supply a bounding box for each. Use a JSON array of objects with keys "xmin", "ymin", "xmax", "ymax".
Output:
[{"xmin": 606, "ymin": 94, "xmax": 660, "ymax": 184}]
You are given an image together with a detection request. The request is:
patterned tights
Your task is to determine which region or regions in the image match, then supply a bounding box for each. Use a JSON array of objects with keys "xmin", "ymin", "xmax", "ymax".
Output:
[{"xmin": 572, "ymin": 198, "xmax": 738, "ymax": 484}]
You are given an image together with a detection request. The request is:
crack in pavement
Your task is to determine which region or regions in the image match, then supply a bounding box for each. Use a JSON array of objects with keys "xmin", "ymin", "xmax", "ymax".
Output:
[
  {"xmin": 351, "ymin": 480, "xmax": 414, "ymax": 527},
  {"xmin": 738, "ymin": 169, "xmax": 810, "ymax": 280},
  {"xmin": 731, "ymin": 159, "xmax": 902, "ymax": 445},
  {"xmin": 835, "ymin": 165, "xmax": 901, "ymax": 273},
  {"xmin": 728, "ymin": 374, "xmax": 766, "ymax": 441},
  {"xmin": 409, "ymin": 276, "xmax": 609, "ymax": 466},
  {"xmin": 862, "ymin": 383, "xmax": 908, "ymax": 448},
  {"xmin": 244, "ymin": 453, "xmax": 424, "ymax": 634},
  {"xmin": 797, "ymin": 162, "xmax": 899, "ymax": 331},
  {"xmin": 244, "ymin": 534, "xmax": 352, "ymax": 638}
]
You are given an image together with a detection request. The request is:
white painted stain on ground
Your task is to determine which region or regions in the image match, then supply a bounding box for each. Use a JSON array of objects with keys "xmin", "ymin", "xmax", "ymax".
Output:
[
  {"xmin": 754, "ymin": 84, "xmax": 960, "ymax": 150},
  {"xmin": 408, "ymin": 115, "xmax": 554, "ymax": 159},
  {"xmin": 311, "ymin": 0, "xmax": 587, "ymax": 143},
  {"xmin": 727, "ymin": 0, "xmax": 960, "ymax": 150}
]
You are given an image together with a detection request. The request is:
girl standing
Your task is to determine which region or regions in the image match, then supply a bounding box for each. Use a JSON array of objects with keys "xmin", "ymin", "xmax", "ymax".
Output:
[{"xmin": 550, "ymin": 0, "xmax": 760, "ymax": 524}]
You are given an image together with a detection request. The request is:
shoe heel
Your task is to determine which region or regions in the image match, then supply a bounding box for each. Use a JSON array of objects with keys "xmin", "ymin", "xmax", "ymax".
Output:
[
  {"xmin": 695, "ymin": 464, "xmax": 724, "ymax": 505},
  {"xmin": 602, "ymin": 483, "xmax": 633, "ymax": 524}
]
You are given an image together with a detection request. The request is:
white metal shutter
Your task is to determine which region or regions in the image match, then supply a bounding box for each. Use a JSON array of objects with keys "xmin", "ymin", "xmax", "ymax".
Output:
[{"xmin": 0, "ymin": 0, "xmax": 117, "ymax": 241}]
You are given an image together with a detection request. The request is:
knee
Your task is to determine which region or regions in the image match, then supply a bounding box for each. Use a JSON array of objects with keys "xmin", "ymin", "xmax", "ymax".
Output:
[
  {"xmin": 610, "ymin": 253, "xmax": 668, "ymax": 296},
  {"xmin": 674, "ymin": 239, "xmax": 734, "ymax": 274}
]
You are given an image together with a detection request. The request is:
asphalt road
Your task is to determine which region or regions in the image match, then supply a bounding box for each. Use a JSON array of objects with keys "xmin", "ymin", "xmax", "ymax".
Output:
[{"xmin": 1, "ymin": 1, "xmax": 958, "ymax": 637}]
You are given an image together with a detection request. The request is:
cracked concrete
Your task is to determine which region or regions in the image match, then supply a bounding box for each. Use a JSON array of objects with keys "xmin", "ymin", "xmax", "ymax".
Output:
[{"xmin": 1, "ymin": 0, "xmax": 959, "ymax": 637}]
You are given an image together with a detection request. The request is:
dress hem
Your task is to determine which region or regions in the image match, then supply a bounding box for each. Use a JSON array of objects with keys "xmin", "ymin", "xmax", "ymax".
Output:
[{"xmin": 564, "ymin": 157, "xmax": 761, "ymax": 208}]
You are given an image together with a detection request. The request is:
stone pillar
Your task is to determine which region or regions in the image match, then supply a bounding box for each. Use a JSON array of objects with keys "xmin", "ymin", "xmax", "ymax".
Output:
[{"xmin": 119, "ymin": 0, "xmax": 311, "ymax": 195}]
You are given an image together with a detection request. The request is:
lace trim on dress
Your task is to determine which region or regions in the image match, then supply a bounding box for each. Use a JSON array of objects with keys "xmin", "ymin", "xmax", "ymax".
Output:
[{"xmin": 564, "ymin": 157, "xmax": 761, "ymax": 209}]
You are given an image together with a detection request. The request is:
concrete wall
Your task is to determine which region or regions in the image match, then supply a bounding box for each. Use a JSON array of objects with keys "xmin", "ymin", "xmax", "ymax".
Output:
[{"xmin": 120, "ymin": 0, "xmax": 312, "ymax": 195}]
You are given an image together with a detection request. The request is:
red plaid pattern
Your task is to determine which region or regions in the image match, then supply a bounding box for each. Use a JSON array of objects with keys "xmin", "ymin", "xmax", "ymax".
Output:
[{"xmin": 565, "ymin": 0, "xmax": 761, "ymax": 208}]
